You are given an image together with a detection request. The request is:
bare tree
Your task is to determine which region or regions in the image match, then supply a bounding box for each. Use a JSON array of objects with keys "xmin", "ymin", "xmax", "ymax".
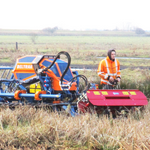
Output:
[
  {"xmin": 42, "ymin": 26, "xmax": 58, "ymax": 34},
  {"xmin": 30, "ymin": 33, "xmax": 38, "ymax": 44}
]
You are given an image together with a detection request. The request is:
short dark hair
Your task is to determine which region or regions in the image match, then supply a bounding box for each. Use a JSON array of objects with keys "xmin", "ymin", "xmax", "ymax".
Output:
[{"xmin": 110, "ymin": 49, "xmax": 116, "ymax": 53}]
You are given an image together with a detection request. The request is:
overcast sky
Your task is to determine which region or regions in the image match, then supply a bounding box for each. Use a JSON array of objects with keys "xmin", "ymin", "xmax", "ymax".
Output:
[{"xmin": 0, "ymin": 0, "xmax": 149, "ymax": 30}]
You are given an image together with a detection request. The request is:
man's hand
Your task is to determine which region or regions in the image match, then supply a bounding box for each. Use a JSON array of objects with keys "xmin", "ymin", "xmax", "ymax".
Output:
[
  {"xmin": 117, "ymin": 78, "xmax": 121, "ymax": 82},
  {"xmin": 109, "ymin": 76, "xmax": 114, "ymax": 82}
]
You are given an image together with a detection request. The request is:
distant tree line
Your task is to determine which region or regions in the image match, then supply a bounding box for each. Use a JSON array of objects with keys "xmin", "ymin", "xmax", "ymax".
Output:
[{"xmin": 113, "ymin": 26, "xmax": 146, "ymax": 35}]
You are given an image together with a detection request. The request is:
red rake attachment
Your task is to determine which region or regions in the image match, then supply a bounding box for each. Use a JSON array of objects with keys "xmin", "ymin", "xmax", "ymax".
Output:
[{"xmin": 86, "ymin": 89, "xmax": 148, "ymax": 106}]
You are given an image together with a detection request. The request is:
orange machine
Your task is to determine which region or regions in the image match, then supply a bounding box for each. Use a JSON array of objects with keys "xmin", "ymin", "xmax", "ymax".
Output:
[
  {"xmin": 12, "ymin": 52, "xmax": 78, "ymax": 93},
  {"xmin": 0, "ymin": 51, "xmax": 89, "ymax": 116}
]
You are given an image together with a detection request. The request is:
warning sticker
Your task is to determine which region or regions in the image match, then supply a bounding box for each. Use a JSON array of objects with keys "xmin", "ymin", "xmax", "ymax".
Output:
[
  {"xmin": 122, "ymin": 92, "xmax": 129, "ymax": 95},
  {"xmin": 101, "ymin": 91, "xmax": 108, "ymax": 95},
  {"xmin": 130, "ymin": 92, "xmax": 136, "ymax": 95},
  {"xmin": 93, "ymin": 91, "xmax": 100, "ymax": 95}
]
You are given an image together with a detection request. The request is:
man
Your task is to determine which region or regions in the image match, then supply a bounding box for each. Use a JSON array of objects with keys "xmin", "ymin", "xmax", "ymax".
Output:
[{"xmin": 97, "ymin": 49, "xmax": 121, "ymax": 89}]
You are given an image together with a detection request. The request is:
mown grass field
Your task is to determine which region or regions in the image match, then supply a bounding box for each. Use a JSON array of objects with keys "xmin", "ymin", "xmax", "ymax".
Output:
[
  {"xmin": 0, "ymin": 30, "xmax": 150, "ymax": 149},
  {"xmin": 0, "ymin": 34, "xmax": 150, "ymax": 67}
]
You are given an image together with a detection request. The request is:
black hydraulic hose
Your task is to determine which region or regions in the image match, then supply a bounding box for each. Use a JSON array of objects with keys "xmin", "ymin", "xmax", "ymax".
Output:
[
  {"xmin": 43, "ymin": 51, "xmax": 71, "ymax": 84},
  {"xmin": 70, "ymin": 75, "xmax": 87, "ymax": 85},
  {"xmin": 59, "ymin": 52, "xmax": 71, "ymax": 84}
]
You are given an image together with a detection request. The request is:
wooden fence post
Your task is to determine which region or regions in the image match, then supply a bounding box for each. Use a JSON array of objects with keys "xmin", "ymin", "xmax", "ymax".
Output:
[{"xmin": 16, "ymin": 42, "xmax": 18, "ymax": 50}]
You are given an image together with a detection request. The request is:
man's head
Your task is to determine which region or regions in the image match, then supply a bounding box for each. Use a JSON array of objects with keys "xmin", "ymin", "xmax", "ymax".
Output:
[{"xmin": 108, "ymin": 49, "xmax": 116, "ymax": 61}]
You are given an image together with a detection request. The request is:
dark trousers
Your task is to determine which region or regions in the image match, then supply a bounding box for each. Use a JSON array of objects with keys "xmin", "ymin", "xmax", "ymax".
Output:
[{"xmin": 102, "ymin": 84, "xmax": 114, "ymax": 89}]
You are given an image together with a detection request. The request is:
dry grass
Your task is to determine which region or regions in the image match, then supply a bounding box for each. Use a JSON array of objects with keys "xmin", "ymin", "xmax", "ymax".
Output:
[
  {"xmin": 0, "ymin": 104, "xmax": 150, "ymax": 150},
  {"xmin": 0, "ymin": 68, "xmax": 149, "ymax": 149}
]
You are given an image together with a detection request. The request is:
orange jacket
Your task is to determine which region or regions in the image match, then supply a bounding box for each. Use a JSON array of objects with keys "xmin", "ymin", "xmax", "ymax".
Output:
[{"xmin": 97, "ymin": 56, "xmax": 121, "ymax": 85}]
